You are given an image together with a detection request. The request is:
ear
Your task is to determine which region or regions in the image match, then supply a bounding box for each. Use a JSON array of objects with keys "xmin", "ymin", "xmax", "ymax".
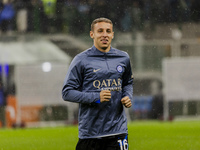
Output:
[
  {"xmin": 112, "ymin": 32, "xmax": 114, "ymax": 39},
  {"xmin": 90, "ymin": 31, "xmax": 94, "ymax": 39}
]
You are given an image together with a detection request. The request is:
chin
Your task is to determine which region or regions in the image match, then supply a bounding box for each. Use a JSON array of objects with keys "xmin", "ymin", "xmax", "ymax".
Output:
[
  {"xmin": 101, "ymin": 46, "xmax": 108, "ymax": 50},
  {"xmin": 101, "ymin": 44, "xmax": 109, "ymax": 50}
]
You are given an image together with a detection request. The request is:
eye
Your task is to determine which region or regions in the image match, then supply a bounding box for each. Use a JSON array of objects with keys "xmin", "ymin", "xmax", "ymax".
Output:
[
  {"xmin": 107, "ymin": 29, "xmax": 111, "ymax": 33},
  {"xmin": 98, "ymin": 29, "xmax": 103, "ymax": 33}
]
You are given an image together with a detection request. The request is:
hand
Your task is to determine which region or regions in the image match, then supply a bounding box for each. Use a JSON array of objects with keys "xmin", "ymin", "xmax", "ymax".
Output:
[
  {"xmin": 121, "ymin": 96, "xmax": 132, "ymax": 108},
  {"xmin": 100, "ymin": 90, "xmax": 111, "ymax": 103}
]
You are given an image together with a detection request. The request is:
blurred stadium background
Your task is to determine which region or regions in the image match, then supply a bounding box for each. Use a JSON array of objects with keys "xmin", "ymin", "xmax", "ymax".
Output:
[{"xmin": 0, "ymin": 0, "xmax": 200, "ymax": 128}]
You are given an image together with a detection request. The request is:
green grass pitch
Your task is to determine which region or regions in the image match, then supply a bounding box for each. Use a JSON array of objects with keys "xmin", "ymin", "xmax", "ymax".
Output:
[{"xmin": 0, "ymin": 120, "xmax": 199, "ymax": 150}]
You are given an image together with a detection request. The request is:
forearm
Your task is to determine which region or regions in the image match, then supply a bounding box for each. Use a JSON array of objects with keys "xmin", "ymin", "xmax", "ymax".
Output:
[
  {"xmin": 122, "ymin": 84, "xmax": 133, "ymax": 100},
  {"xmin": 62, "ymin": 88, "xmax": 100, "ymax": 104}
]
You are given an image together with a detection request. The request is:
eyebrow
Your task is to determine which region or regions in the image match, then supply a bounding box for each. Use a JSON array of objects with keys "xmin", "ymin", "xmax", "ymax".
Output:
[{"xmin": 97, "ymin": 28, "xmax": 112, "ymax": 31}]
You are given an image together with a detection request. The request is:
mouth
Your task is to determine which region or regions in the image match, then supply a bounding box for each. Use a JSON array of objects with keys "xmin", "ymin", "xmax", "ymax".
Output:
[{"xmin": 101, "ymin": 39, "xmax": 108, "ymax": 44}]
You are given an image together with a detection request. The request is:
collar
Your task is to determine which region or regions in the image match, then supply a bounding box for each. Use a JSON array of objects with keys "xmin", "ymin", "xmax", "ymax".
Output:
[{"xmin": 90, "ymin": 45, "xmax": 116, "ymax": 56}]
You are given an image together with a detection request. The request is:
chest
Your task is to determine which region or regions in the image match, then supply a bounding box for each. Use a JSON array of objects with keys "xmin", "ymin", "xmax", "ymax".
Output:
[{"xmin": 83, "ymin": 56, "xmax": 126, "ymax": 80}]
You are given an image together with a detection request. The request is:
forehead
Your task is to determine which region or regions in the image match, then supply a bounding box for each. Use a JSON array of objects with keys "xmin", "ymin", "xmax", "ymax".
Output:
[{"xmin": 93, "ymin": 22, "xmax": 113, "ymax": 31}]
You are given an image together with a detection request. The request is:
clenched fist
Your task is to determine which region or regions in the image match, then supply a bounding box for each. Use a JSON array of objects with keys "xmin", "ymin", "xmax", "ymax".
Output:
[
  {"xmin": 121, "ymin": 96, "xmax": 132, "ymax": 108},
  {"xmin": 100, "ymin": 90, "xmax": 111, "ymax": 103}
]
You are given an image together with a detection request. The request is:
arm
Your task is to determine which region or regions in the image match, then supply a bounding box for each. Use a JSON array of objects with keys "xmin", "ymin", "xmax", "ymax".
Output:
[
  {"xmin": 62, "ymin": 55, "xmax": 100, "ymax": 104},
  {"xmin": 121, "ymin": 56, "xmax": 134, "ymax": 108}
]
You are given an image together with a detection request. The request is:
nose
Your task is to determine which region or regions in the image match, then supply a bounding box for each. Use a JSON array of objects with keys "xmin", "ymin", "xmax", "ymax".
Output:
[{"xmin": 102, "ymin": 31, "xmax": 108, "ymax": 37}]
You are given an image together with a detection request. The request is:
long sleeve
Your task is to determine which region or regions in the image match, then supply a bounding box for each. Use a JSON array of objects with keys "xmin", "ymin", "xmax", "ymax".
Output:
[
  {"xmin": 62, "ymin": 46, "xmax": 134, "ymax": 139},
  {"xmin": 122, "ymin": 55, "xmax": 134, "ymax": 100},
  {"xmin": 62, "ymin": 55, "xmax": 100, "ymax": 104}
]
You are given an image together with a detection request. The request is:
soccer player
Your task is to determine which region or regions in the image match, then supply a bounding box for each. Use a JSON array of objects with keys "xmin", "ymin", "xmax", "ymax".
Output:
[{"xmin": 62, "ymin": 17, "xmax": 133, "ymax": 150}]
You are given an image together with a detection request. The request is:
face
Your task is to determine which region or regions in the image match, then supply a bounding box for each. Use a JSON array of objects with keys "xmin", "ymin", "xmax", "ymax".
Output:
[{"xmin": 90, "ymin": 22, "xmax": 114, "ymax": 52}]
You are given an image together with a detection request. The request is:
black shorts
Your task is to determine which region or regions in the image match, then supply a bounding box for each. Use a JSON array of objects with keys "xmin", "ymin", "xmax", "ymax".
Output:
[{"xmin": 76, "ymin": 134, "xmax": 128, "ymax": 150}]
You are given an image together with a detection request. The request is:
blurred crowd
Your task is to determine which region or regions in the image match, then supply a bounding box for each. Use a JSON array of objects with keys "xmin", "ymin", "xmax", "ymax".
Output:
[{"xmin": 0, "ymin": 0, "xmax": 200, "ymax": 35}]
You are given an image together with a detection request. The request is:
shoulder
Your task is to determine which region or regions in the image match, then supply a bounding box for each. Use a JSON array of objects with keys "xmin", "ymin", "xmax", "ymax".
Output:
[
  {"xmin": 111, "ymin": 47, "xmax": 130, "ymax": 58},
  {"xmin": 75, "ymin": 47, "xmax": 93, "ymax": 59},
  {"xmin": 70, "ymin": 47, "xmax": 93, "ymax": 66},
  {"xmin": 73, "ymin": 47, "xmax": 92, "ymax": 60}
]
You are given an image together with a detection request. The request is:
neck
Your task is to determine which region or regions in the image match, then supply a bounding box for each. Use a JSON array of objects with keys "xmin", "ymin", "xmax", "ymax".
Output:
[{"xmin": 96, "ymin": 46, "xmax": 111, "ymax": 53}]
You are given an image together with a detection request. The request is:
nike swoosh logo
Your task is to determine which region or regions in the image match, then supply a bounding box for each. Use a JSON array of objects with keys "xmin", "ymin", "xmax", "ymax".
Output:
[{"xmin": 93, "ymin": 69, "xmax": 101, "ymax": 72}]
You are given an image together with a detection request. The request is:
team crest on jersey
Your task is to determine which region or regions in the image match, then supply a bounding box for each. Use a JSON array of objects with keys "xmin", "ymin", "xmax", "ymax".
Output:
[{"xmin": 117, "ymin": 65, "xmax": 123, "ymax": 73}]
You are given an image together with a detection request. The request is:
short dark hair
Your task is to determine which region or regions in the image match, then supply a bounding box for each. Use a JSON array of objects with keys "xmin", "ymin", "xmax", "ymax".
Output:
[{"xmin": 91, "ymin": 18, "xmax": 113, "ymax": 31}]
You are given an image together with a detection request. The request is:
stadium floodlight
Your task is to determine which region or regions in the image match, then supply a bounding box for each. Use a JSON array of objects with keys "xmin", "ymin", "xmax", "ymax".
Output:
[
  {"xmin": 171, "ymin": 29, "xmax": 182, "ymax": 41},
  {"xmin": 42, "ymin": 62, "xmax": 52, "ymax": 72}
]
